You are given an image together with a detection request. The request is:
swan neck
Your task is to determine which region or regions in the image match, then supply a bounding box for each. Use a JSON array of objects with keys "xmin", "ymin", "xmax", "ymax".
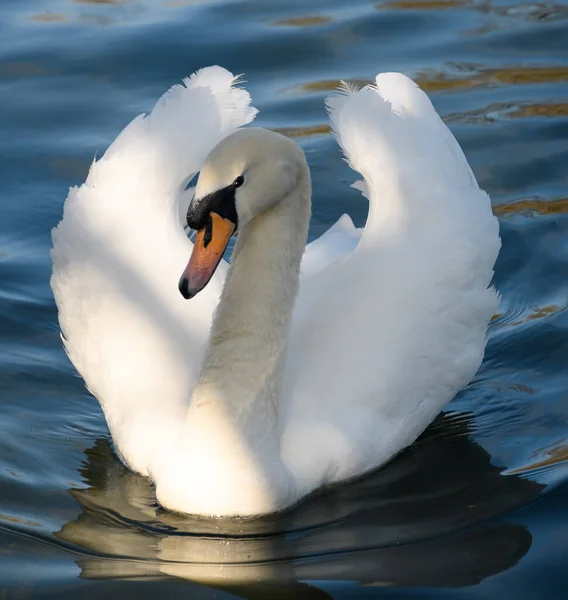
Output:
[{"xmin": 191, "ymin": 164, "xmax": 311, "ymax": 425}]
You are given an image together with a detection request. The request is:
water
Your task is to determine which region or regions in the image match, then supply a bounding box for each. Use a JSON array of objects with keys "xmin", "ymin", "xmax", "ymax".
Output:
[{"xmin": 1, "ymin": 0, "xmax": 568, "ymax": 597}]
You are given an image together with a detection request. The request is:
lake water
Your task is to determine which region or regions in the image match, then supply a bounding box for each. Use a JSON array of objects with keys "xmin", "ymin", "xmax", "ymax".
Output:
[{"xmin": 2, "ymin": 0, "xmax": 568, "ymax": 598}]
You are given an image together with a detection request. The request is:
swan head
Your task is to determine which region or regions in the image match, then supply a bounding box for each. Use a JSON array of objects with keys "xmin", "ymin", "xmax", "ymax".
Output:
[{"xmin": 179, "ymin": 127, "xmax": 305, "ymax": 299}]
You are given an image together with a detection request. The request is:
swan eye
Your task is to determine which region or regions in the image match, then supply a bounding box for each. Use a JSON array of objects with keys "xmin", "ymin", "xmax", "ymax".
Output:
[{"xmin": 233, "ymin": 175, "xmax": 244, "ymax": 189}]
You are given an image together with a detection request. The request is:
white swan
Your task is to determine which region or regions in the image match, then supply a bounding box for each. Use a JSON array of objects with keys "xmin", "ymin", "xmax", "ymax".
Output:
[{"xmin": 51, "ymin": 66, "xmax": 501, "ymax": 516}]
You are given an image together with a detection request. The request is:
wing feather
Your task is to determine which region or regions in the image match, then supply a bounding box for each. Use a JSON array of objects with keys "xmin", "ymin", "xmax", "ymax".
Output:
[
  {"xmin": 283, "ymin": 74, "xmax": 500, "ymax": 488},
  {"xmin": 51, "ymin": 68, "xmax": 257, "ymax": 474}
]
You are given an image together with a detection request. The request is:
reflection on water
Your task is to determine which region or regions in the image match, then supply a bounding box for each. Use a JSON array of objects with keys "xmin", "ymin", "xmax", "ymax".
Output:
[
  {"xmin": 494, "ymin": 197, "xmax": 568, "ymax": 216},
  {"xmin": 274, "ymin": 16, "xmax": 333, "ymax": 27},
  {"xmin": 52, "ymin": 415, "xmax": 541, "ymax": 596},
  {"xmin": 29, "ymin": 13, "xmax": 69, "ymax": 23},
  {"xmin": 2, "ymin": 0, "xmax": 568, "ymax": 596},
  {"xmin": 416, "ymin": 66, "xmax": 568, "ymax": 92},
  {"xmin": 279, "ymin": 66, "xmax": 568, "ymax": 98},
  {"xmin": 273, "ymin": 124, "xmax": 331, "ymax": 139}
]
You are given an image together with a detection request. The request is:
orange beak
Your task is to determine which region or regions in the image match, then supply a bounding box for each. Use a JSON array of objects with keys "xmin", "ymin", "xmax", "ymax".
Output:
[{"xmin": 178, "ymin": 212, "xmax": 236, "ymax": 299}]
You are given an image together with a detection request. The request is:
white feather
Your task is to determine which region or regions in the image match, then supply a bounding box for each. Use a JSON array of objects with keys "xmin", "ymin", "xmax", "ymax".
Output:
[
  {"xmin": 51, "ymin": 67, "xmax": 256, "ymax": 475},
  {"xmin": 283, "ymin": 73, "xmax": 500, "ymax": 488},
  {"xmin": 51, "ymin": 68, "xmax": 500, "ymax": 515}
]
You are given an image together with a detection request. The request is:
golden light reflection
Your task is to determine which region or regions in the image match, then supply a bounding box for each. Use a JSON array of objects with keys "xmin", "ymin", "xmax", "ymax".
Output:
[
  {"xmin": 379, "ymin": 0, "xmax": 467, "ymax": 9},
  {"xmin": 283, "ymin": 66, "xmax": 568, "ymax": 97},
  {"xmin": 273, "ymin": 124, "xmax": 330, "ymax": 138},
  {"xmin": 282, "ymin": 78, "xmax": 371, "ymax": 95},
  {"xmin": 511, "ymin": 103, "xmax": 568, "ymax": 118},
  {"xmin": 491, "ymin": 66, "xmax": 568, "ymax": 85},
  {"xmin": 163, "ymin": 0, "xmax": 221, "ymax": 6},
  {"xmin": 29, "ymin": 13, "xmax": 68, "ymax": 22},
  {"xmin": 29, "ymin": 0, "xmax": 136, "ymax": 27},
  {"xmin": 494, "ymin": 305, "xmax": 563, "ymax": 329},
  {"xmin": 72, "ymin": 0, "xmax": 123, "ymax": 5},
  {"xmin": 416, "ymin": 66, "xmax": 568, "ymax": 92},
  {"xmin": 494, "ymin": 198, "xmax": 568, "ymax": 217},
  {"xmin": 521, "ymin": 305, "xmax": 562, "ymax": 323},
  {"xmin": 445, "ymin": 101, "xmax": 568, "ymax": 124},
  {"xmin": 0, "ymin": 513, "xmax": 43, "ymax": 528},
  {"xmin": 510, "ymin": 441, "xmax": 568, "ymax": 474},
  {"xmin": 274, "ymin": 15, "xmax": 332, "ymax": 27},
  {"xmin": 377, "ymin": 0, "xmax": 568, "ymax": 25},
  {"xmin": 416, "ymin": 75, "xmax": 477, "ymax": 92}
]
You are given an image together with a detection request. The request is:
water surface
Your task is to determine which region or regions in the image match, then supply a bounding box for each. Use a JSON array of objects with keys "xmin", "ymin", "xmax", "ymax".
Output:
[{"xmin": 1, "ymin": 0, "xmax": 568, "ymax": 598}]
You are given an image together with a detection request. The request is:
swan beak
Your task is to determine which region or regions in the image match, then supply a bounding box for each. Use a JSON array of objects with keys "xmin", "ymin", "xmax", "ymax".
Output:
[{"xmin": 179, "ymin": 212, "xmax": 236, "ymax": 299}]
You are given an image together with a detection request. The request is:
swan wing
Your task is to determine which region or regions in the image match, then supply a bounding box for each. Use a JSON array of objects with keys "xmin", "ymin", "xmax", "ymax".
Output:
[
  {"xmin": 284, "ymin": 73, "xmax": 500, "ymax": 489},
  {"xmin": 300, "ymin": 213, "xmax": 361, "ymax": 278},
  {"xmin": 51, "ymin": 67, "xmax": 257, "ymax": 474}
]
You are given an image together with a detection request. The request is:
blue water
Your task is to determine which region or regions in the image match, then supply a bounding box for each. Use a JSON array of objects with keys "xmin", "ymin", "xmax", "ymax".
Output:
[{"xmin": 2, "ymin": 0, "xmax": 568, "ymax": 598}]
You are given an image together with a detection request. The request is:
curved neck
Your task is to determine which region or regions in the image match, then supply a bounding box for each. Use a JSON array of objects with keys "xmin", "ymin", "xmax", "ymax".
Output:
[{"xmin": 190, "ymin": 164, "xmax": 311, "ymax": 433}]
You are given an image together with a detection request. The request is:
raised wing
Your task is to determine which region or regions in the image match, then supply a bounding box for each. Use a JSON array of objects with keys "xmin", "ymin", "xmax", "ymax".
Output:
[
  {"xmin": 51, "ymin": 67, "xmax": 256, "ymax": 474},
  {"xmin": 283, "ymin": 74, "xmax": 500, "ymax": 487}
]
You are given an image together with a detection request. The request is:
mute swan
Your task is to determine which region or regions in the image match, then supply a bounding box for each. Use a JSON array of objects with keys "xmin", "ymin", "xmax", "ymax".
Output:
[{"xmin": 51, "ymin": 67, "xmax": 501, "ymax": 516}]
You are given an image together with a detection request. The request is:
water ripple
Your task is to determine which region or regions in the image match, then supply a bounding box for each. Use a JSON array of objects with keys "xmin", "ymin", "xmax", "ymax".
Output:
[{"xmin": 1, "ymin": 0, "xmax": 568, "ymax": 597}]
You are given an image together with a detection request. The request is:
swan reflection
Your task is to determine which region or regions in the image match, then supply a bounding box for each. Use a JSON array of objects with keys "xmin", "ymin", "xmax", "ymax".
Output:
[{"xmin": 56, "ymin": 413, "xmax": 542, "ymax": 597}]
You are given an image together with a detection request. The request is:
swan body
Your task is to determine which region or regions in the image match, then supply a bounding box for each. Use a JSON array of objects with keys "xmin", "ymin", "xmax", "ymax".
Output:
[{"xmin": 51, "ymin": 67, "xmax": 500, "ymax": 516}]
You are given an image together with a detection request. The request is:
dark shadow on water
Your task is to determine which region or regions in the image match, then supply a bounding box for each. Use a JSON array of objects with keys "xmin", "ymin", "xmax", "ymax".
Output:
[{"xmin": 52, "ymin": 413, "xmax": 543, "ymax": 598}]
